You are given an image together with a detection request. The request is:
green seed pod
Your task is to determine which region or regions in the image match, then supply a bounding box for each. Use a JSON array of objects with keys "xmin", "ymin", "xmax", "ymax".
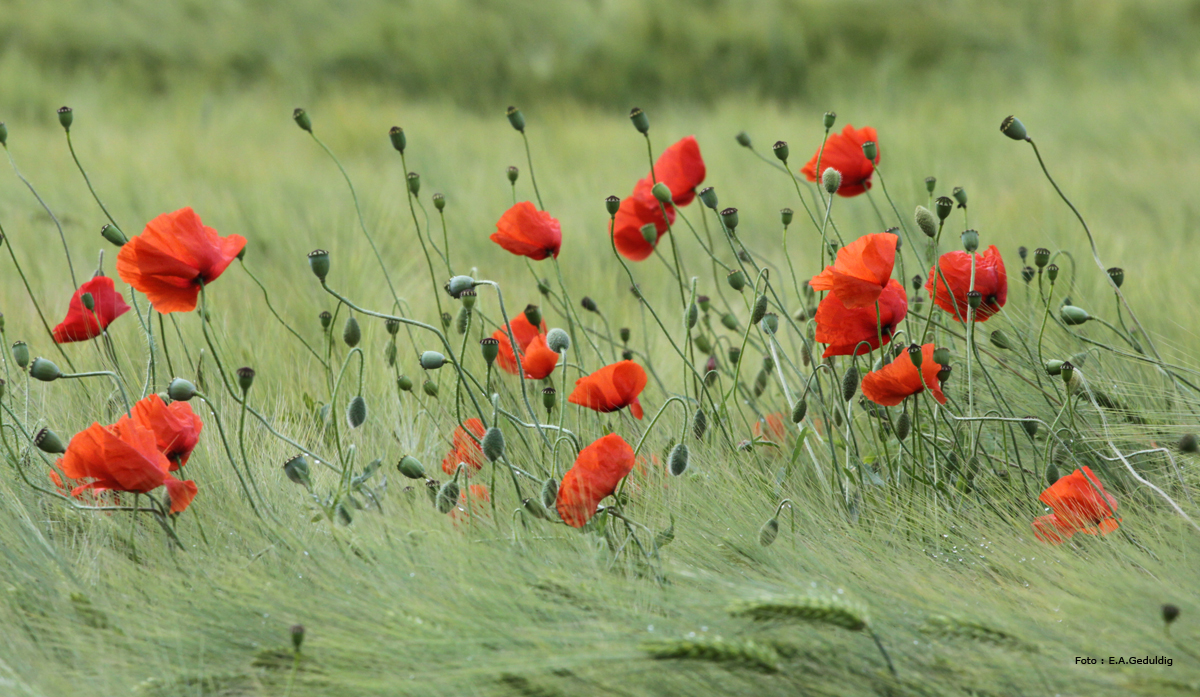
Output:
[
  {"xmin": 780, "ymin": 207, "xmax": 793, "ymax": 227},
  {"xmin": 380, "ymin": 318, "xmax": 400, "ymax": 337},
  {"xmin": 629, "ymin": 107, "xmax": 650, "ymax": 134},
  {"xmin": 307, "ymin": 249, "xmax": 330, "ymax": 281},
  {"xmin": 546, "ymin": 327, "xmax": 570, "ymax": 353},
  {"xmin": 1022, "ymin": 417, "xmax": 1039, "ymax": 438},
  {"xmin": 422, "ymin": 379, "xmax": 439, "ymax": 398},
  {"xmin": 693, "ymin": 334, "xmax": 712, "ymax": 354},
  {"xmin": 420, "ymin": 351, "xmax": 446, "ymax": 370},
  {"xmin": 693, "ymin": 408, "xmax": 708, "ymax": 439},
  {"xmin": 523, "ymin": 304, "xmax": 542, "ymax": 328},
  {"xmin": 536, "ymin": 278, "xmax": 551, "ymax": 296},
  {"xmin": 1060, "ymin": 305, "xmax": 1090, "ymax": 325},
  {"xmin": 772, "ymin": 140, "xmax": 789, "ymax": 162},
  {"xmin": 29, "ymin": 357, "xmax": 62, "ymax": 382},
  {"xmin": 444, "ymin": 275, "xmax": 475, "ymax": 298},
  {"xmin": 406, "ymin": 171, "xmax": 420, "ymax": 196},
  {"xmin": 841, "ymin": 366, "xmax": 859, "ymax": 402},
  {"xmin": 640, "ymin": 223, "xmax": 658, "ymax": 245},
  {"xmin": 726, "ymin": 269, "xmax": 746, "ymax": 291},
  {"xmin": 541, "ymin": 477, "xmax": 558, "ymax": 512},
  {"xmin": 292, "ymin": 107, "xmax": 312, "ymax": 132},
  {"xmin": 1021, "ymin": 266, "xmax": 1035, "ymax": 283},
  {"xmin": 236, "ymin": 366, "xmax": 255, "ymax": 393},
  {"xmin": 0, "ymin": 122, "xmax": 7, "ymax": 146},
  {"xmin": 290, "ymin": 624, "xmax": 306, "ymax": 652},
  {"xmin": 1046, "ymin": 264, "xmax": 1059, "ymax": 282},
  {"xmin": 915, "ymin": 206, "xmax": 937, "ymax": 238},
  {"xmin": 823, "ymin": 111, "xmax": 837, "ymax": 129},
  {"xmin": 396, "ymin": 374, "xmax": 414, "ymax": 392},
  {"xmin": 967, "ymin": 290, "xmax": 982, "ymax": 310},
  {"xmin": 989, "ymin": 330, "xmax": 1012, "ymax": 350},
  {"xmin": 1044, "ymin": 359, "xmax": 1064, "ymax": 376},
  {"xmin": 860, "ymin": 140, "xmax": 877, "ymax": 161},
  {"xmin": 1164, "ymin": 604, "xmax": 1181, "ymax": 625},
  {"xmin": 735, "ymin": 131, "xmax": 751, "ymax": 147},
  {"xmin": 319, "ymin": 311, "xmax": 332, "ymax": 329},
  {"xmin": 925, "ymin": 176, "xmax": 937, "ymax": 193},
  {"xmin": 168, "ymin": 378, "xmax": 197, "ymax": 401},
  {"xmin": 283, "ymin": 455, "xmax": 311, "ymax": 486},
  {"xmin": 56, "ymin": 105, "xmax": 73, "ymax": 130},
  {"xmin": 651, "ymin": 181, "xmax": 672, "ymax": 204},
  {"xmin": 720, "ymin": 207, "xmax": 739, "ymax": 231},
  {"xmin": 668, "ymin": 443, "xmax": 689, "ymax": 476},
  {"xmin": 791, "ymin": 397, "xmax": 807, "ymax": 423},
  {"xmin": 932, "ymin": 347, "xmax": 951, "ymax": 366},
  {"xmin": 753, "ymin": 369, "xmax": 769, "ymax": 396},
  {"xmin": 1178, "ymin": 433, "xmax": 1198, "ymax": 454},
  {"xmin": 424, "ymin": 478, "xmax": 440, "ymax": 504},
  {"xmin": 11, "ymin": 341, "xmax": 29, "ymax": 368},
  {"xmin": 542, "ymin": 386, "xmax": 556, "ymax": 411},
  {"xmin": 347, "ymin": 395, "xmax": 367, "ymax": 428},
  {"xmin": 952, "ymin": 187, "xmax": 967, "ymax": 208},
  {"xmin": 1045, "ymin": 460, "xmax": 1060, "ymax": 487},
  {"xmin": 686, "ymin": 303, "xmax": 699, "ymax": 329},
  {"xmin": 937, "ymin": 365, "xmax": 952, "ymax": 385},
  {"xmin": 436, "ymin": 479, "xmax": 460, "ymax": 514},
  {"xmin": 506, "ymin": 105, "xmax": 526, "ymax": 132},
  {"xmin": 727, "ymin": 346, "xmax": 741, "ymax": 366},
  {"xmin": 1060, "ymin": 361, "xmax": 1075, "ymax": 386},
  {"xmin": 388, "ymin": 125, "xmax": 406, "ymax": 153},
  {"xmin": 619, "ymin": 327, "xmax": 631, "ymax": 343},
  {"xmin": 935, "ymin": 196, "xmax": 954, "ymax": 221},
  {"xmin": 100, "ymin": 224, "xmax": 127, "ymax": 247},
  {"xmin": 698, "ymin": 186, "xmax": 718, "ymax": 209},
  {"xmin": 1107, "ymin": 267, "xmax": 1124, "ymax": 288},
  {"xmin": 479, "ymin": 338, "xmax": 500, "ymax": 366},
  {"xmin": 398, "ymin": 456, "xmax": 425, "ymax": 479},
  {"xmin": 750, "ymin": 294, "xmax": 768, "ymax": 324},
  {"xmin": 761, "ymin": 313, "xmax": 779, "ymax": 335},
  {"xmin": 758, "ymin": 517, "xmax": 779, "ymax": 547},
  {"xmin": 507, "ymin": 165, "xmax": 519, "ymax": 183},
  {"xmin": 1000, "ymin": 115, "xmax": 1028, "ymax": 141},
  {"xmin": 1033, "ymin": 247, "xmax": 1051, "ymax": 269},
  {"xmin": 34, "ymin": 427, "xmax": 66, "ymax": 454},
  {"xmin": 482, "ymin": 427, "xmax": 505, "ymax": 462},
  {"xmin": 605, "ymin": 195, "xmax": 621, "ymax": 216},
  {"xmin": 822, "ymin": 167, "xmax": 842, "ymax": 195},
  {"xmin": 720, "ymin": 313, "xmax": 738, "ymax": 331},
  {"xmin": 961, "ymin": 229, "xmax": 979, "ymax": 253},
  {"xmin": 342, "ymin": 315, "xmax": 361, "ymax": 347},
  {"xmin": 902, "ymin": 344, "xmax": 921, "ymax": 369}
]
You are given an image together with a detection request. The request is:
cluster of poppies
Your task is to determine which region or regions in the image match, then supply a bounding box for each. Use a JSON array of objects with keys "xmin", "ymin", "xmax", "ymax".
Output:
[{"xmin": 611, "ymin": 136, "xmax": 706, "ymax": 261}]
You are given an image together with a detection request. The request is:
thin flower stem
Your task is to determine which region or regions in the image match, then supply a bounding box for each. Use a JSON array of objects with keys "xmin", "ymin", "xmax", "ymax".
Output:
[
  {"xmin": 0, "ymin": 224, "xmax": 78, "ymax": 371},
  {"xmin": 195, "ymin": 392, "xmax": 261, "ymax": 518},
  {"xmin": 398, "ymin": 152, "xmax": 448, "ymax": 324},
  {"xmin": 62, "ymin": 371, "xmax": 131, "ymax": 415},
  {"xmin": 521, "ymin": 131, "xmax": 545, "ymax": 211},
  {"xmin": 239, "ymin": 260, "xmax": 328, "ymax": 369},
  {"xmin": 4, "ymin": 145, "xmax": 76, "ymax": 289}
]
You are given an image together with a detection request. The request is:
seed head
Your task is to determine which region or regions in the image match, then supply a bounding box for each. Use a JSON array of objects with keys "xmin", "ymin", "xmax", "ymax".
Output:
[
  {"xmin": 506, "ymin": 105, "xmax": 526, "ymax": 132},
  {"xmin": 406, "ymin": 171, "xmax": 420, "ymax": 196},
  {"xmin": 1000, "ymin": 115, "xmax": 1028, "ymax": 141},
  {"xmin": 292, "ymin": 107, "xmax": 311, "ymax": 133},
  {"xmin": 307, "ymin": 249, "xmax": 330, "ymax": 281},
  {"xmin": 961, "ymin": 229, "xmax": 979, "ymax": 252},
  {"xmin": 720, "ymin": 207, "xmax": 739, "ymax": 231},
  {"xmin": 861, "ymin": 141, "xmax": 877, "ymax": 162},
  {"xmin": 100, "ymin": 224, "xmax": 127, "ymax": 247},
  {"xmin": 924, "ymin": 176, "xmax": 936, "ymax": 193},
  {"xmin": 935, "ymin": 196, "xmax": 954, "ymax": 221},
  {"xmin": 432, "ymin": 192, "xmax": 446, "ymax": 211},
  {"xmin": 629, "ymin": 107, "xmax": 649, "ymax": 134},
  {"xmin": 772, "ymin": 140, "xmax": 789, "ymax": 162},
  {"xmin": 1107, "ymin": 267, "xmax": 1124, "ymax": 288},
  {"xmin": 542, "ymin": 386, "xmax": 557, "ymax": 412},
  {"xmin": 388, "ymin": 125, "xmax": 406, "ymax": 153},
  {"xmin": 397, "ymin": 456, "xmax": 425, "ymax": 479},
  {"xmin": 29, "ymin": 357, "xmax": 62, "ymax": 382},
  {"xmin": 236, "ymin": 366, "xmax": 255, "ymax": 393},
  {"xmin": 952, "ymin": 186, "xmax": 967, "ymax": 208},
  {"xmin": 34, "ymin": 427, "xmax": 66, "ymax": 454},
  {"xmin": 480, "ymin": 337, "xmax": 500, "ymax": 366},
  {"xmin": 605, "ymin": 195, "xmax": 620, "ymax": 216},
  {"xmin": 735, "ymin": 131, "xmax": 751, "ymax": 147},
  {"xmin": 698, "ymin": 186, "xmax": 718, "ymax": 209}
]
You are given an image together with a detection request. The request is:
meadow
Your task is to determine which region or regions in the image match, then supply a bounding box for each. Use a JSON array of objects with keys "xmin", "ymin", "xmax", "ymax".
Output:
[{"xmin": 1, "ymin": 3, "xmax": 1200, "ymax": 696}]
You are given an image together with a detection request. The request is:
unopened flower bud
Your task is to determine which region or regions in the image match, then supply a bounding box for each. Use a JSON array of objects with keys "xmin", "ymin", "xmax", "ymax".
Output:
[
  {"xmin": 480, "ymin": 337, "xmax": 499, "ymax": 366},
  {"xmin": 961, "ymin": 229, "xmax": 979, "ymax": 252},
  {"xmin": 388, "ymin": 125, "xmax": 405, "ymax": 153},
  {"xmin": 698, "ymin": 186, "xmax": 718, "ymax": 209},
  {"xmin": 619, "ymin": 326, "xmax": 631, "ymax": 343},
  {"xmin": 750, "ymin": 294, "xmax": 768, "ymax": 324},
  {"xmin": 1000, "ymin": 115, "xmax": 1028, "ymax": 141},
  {"xmin": 546, "ymin": 327, "xmax": 570, "ymax": 353},
  {"xmin": 761, "ymin": 313, "xmax": 779, "ymax": 335},
  {"xmin": 100, "ymin": 224, "xmax": 127, "ymax": 247},
  {"xmin": 381, "ymin": 318, "xmax": 400, "ymax": 336},
  {"xmin": 735, "ymin": 131, "xmax": 751, "ymax": 147},
  {"xmin": 77, "ymin": 292, "xmax": 95, "ymax": 312},
  {"xmin": 1022, "ymin": 417, "xmax": 1039, "ymax": 438},
  {"xmin": 34, "ymin": 427, "xmax": 66, "ymax": 454},
  {"xmin": 385, "ymin": 342, "xmax": 398, "ymax": 365},
  {"xmin": 651, "ymin": 181, "xmax": 671, "ymax": 203},
  {"xmin": 668, "ymin": 443, "xmax": 689, "ymax": 476},
  {"xmin": 640, "ymin": 223, "xmax": 658, "ymax": 246},
  {"xmin": 605, "ymin": 195, "xmax": 621, "ymax": 216},
  {"xmin": 168, "ymin": 378, "xmax": 197, "ymax": 401},
  {"xmin": 894, "ymin": 412, "xmax": 911, "ymax": 441},
  {"xmin": 1021, "ymin": 266, "xmax": 1035, "ymax": 283},
  {"xmin": 542, "ymin": 386, "xmax": 557, "ymax": 411},
  {"xmin": 236, "ymin": 366, "xmax": 255, "ymax": 393},
  {"xmin": 822, "ymin": 167, "xmax": 842, "ymax": 194},
  {"xmin": 580, "ymin": 297, "xmax": 598, "ymax": 314},
  {"xmin": 30, "ymin": 357, "xmax": 62, "ymax": 382},
  {"xmin": 1034, "ymin": 247, "xmax": 1051, "ymax": 268},
  {"xmin": 842, "ymin": 366, "xmax": 859, "ymax": 401},
  {"xmin": 720, "ymin": 207, "xmax": 738, "ymax": 231},
  {"xmin": 397, "ymin": 374, "xmax": 414, "ymax": 391},
  {"xmin": 523, "ymin": 304, "xmax": 541, "ymax": 327},
  {"xmin": 420, "ymin": 351, "xmax": 446, "ymax": 370},
  {"xmin": 693, "ymin": 408, "xmax": 708, "ymax": 439},
  {"xmin": 989, "ymin": 330, "xmax": 1013, "ymax": 350},
  {"xmin": 791, "ymin": 397, "xmax": 807, "ymax": 423},
  {"xmin": 935, "ymin": 196, "xmax": 954, "ymax": 221},
  {"xmin": 0, "ymin": 122, "xmax": 7, "ymax": 146},
  {"xmin": 758, "ymin": 517, "xmax": 779, "ymax": 547},
  {"xmin": 292, "ymin": 107, "xmax": 311, "ymax": 133},
  {"xmin": 925, "ymin": 176, "xmax": 936, "ymax": 193},
  {"xmin": 1163, "ymin": 604, "xmax": 1181, "ymax": 625},
  {"xmin": 283, "ymin": 455, "xmax": 311, "ymax": 486},
  {"xmin": 406, "ymin": 171, "xmax": 420, "ymax": 196},
  {"xmin": 772, "ymin": 140, "xmax": 789, "ymax": 162},
  {"xmin": 629, "ymin": 107, "xmax": 649, "ymax": 134},
  {"xmin": 726, "ymin": 269, "xmax": 746, "ymax": 291},
  {"xmin": 727, "ymin": 346, "xmax": 741, "ymax": 365},
  {"xmin": 436, "ymin": 479, "xmax": 460, "ymax": 513},
  {"xmin": 861, "ymin": 141, "xmax": 877, "ymax": 162},
  {"xmin": 482, "ymin": 427, "xmax": 505, "ymax": 462},
  {"xmin": 506, "ymin": 105, "xmax": 526, "ymax": 132},
  {"xmin": 1046, "ymin": 264, "xmax": 1059, "ymax": 282},
  {"xmin": 1060, "ymin": 305, "xmax": 1090, "ymax": 325},
  {"xmin": 720, "ymin": 313, "xmax": 738, "ymax": 331},
  {"xmin": 1107, "ymin": 267, "xmax": 1124, "ymax": 288},
  {"xmin": 347, "ymin": 395, "xmax": 367, "ymax": 428},
  {"xmin": 536, "ymin": 278, "xmax": 551, "ymax": 295},
  {"xmin": 911, "ymin": 275, "xmax": 924, "ymax": 292},
  {"xmin": 915, "ymin": 206, "xmax": 937, "ymax": 238},
  {"xmin": 342, "ymin": 315, "xmax": 361, "ymax": 347}
]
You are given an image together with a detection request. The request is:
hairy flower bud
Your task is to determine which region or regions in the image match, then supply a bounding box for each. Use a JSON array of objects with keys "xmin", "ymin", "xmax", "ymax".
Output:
[
  {"xmin": 29, "ymin": 357, "xmax": 62, "ymax": 382},
  {"xmin": 347, "ymin": 395, "xmax": 367, "ymax": 428},
  {"xmin": 342, "ymin": 315, "xmax": 361, "ymax": 347},
  {"xmin": 915, "ymin": 206, "xmax": 937, "ymax": 238},
  {"xmin": 168, "ymin": 378, "xmax": 197, "ymax": 401},
  {"xmin": 693, "ymin": 408, "xmax": 708, "ymax": 439},
  {"xmin": 668, "ymin": 443, "xmax": 689, "ymax": 476},
  {"xmin": 482, "ymin": 427, "xmax": 505, "ymax": 462},
  {"xmin": 989, "ymin": 330, "xmax": 1013, "ymax": 350},
  {"xmin": 841, "ymin": 366, "xmax": 859, "ymax": 401},
  {"xmin": 720, "ymin": 313, "xmax": 738, "ymax": 331},
  {"xmin": 791, "ymin": 397, "xmax": 807, "ymax": 423},
  {"xmin": 751, "ymin": 294, "xmax": 768, "ymax": 324},
  {"xmin": 758, "ymin": 517, "xmax": 779, "ymax": 547},
  {"xmin": 546, "ymin": 327, "xmax": 570, "ymax": 353},
  {"xmin": 822, "ymin": 167, "xmax": 841, "ymax": 195},
  {"xmin": 735, "ymin": 131, "xmax": 751, "ymax": 147}
]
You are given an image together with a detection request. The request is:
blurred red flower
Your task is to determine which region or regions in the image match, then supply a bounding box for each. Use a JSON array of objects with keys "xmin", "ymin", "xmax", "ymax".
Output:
[
  {"xmin": 753, "ymin": 412, "xmax": 789, "ymax": 443},
  {"xmin": 815, "ymin": 279, "xmax": 907, "ymax": 357},
  {"xmin": 492, "ymin": 313, "xmax": 548, "ymax": 375},
  {"xmin": 800, "ymin": 125, "xmax": 879, "ymax": 197},
  {"xmin": 567, "ymin": 360, "xmax": 647, "ymax": 419},
  {"xmin": 861, "ymin": 343, "xmax": 946, "ymax": 406},
  {"xmin": 450, "ymin": 484, "xmax": 492, "ymax": 524},
  {"xmin": 556, "ymin": 433, "xmax": 635, "ymax": 527},
  {"xmin": 441, "ymin": 418, "xmax": 487, "ymax": 475},
  {"xmin": 925, "ymin": 245, "xmax": 1008, "ymax": 323},
  {"xmin": 1037, "ymin": 466, "xmax": 1119, "ymax": 540},
  {"xmin": 130, "ymin": 394, "xmax": 203, "ymax": 470},
  {"xmin": 491, "ymin": 201, "xmax": 562, "ymax": 260},
  {"xmin": 810, "ymin": 232, "xmax": 897, "ymax": 308}
]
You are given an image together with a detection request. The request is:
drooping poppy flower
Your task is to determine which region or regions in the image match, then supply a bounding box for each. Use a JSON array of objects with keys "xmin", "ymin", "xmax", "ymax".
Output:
[
  {"xmin": 130, "ymin": 394, "xmax": 203, "ymax": 470},
  {"xmin": 52, "ymin": 274, "xmax": 132, "ymax": 343},
  {"xmin": 652, "ymin": 136, "xmax": 706, "ymax": 206},
  {"xmin": 925, "ymin": 245, "xmax": 1008, "ymax": 323},
  {"xmin": 116, "ymin": 207, "xmax": 247, "ymax": 314},
  {"xmin": 815, "ymin": 279, "xmax": 907, "ymax": 357},
  {"xmin": 519, "ymin": 335, "xmax": 559, "ymax": 380},
  {"xmin": 57, "ymin": 417, "xmax": 198, "ymax": 513},
  {"xmin": 1037, "ymin": 466, "xmax": 1119, "ymax": 538},
  {"xmin": 567, "ymin": 360, "xmax": 647, "ymax": 419},
  {"xmin": 612, "ymin": 179, "xmax": 675, "ymax": 261},
  {"xmin": 490, "ymin": 201, "xmax": 562, "ymax": 261},
  {"xmin": 450, "ymin": 484, "xmax": 492, "ymax": 524},
  {"xmin": 800, "ymin": 124, "xmax": 879, "ymax": 197},
  {"xmin": 861, "ymin": 343, "xmax": 947, "ymax": 407},
  {"xmin": 556, "ymin": 433, "xmax": 635, "ymax": 527},
  {"xmin": 753, "ymin": 413, "xmax": 788, "ymax": 443},
  {"xmin": 492, "ymin": 313, "xmax": 549, "ymax": 375},
  {"xmin": 441, "ymin": 418, "xmax": 487, "ymax": 475},
  {"xmin": 810, "ymin": 233, "xmax": 897, "ymax": 308},
  {"xmin": 1031, "ymin": 514, "xmax": 1076, "ymax": 545}
]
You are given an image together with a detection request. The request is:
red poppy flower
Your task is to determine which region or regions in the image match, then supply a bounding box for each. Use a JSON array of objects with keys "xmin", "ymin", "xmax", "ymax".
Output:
[
  {"xmin": 490, "ymin": 201, "xmax": 562, "ymax": 261},
  {"xmin": 1031, "ymin": 514, "xmax": 1076, "ymax": 545},
  {"xmin": 519, "ymin": 334, "xmax": 559, "ymax": 380},
  {"xmin": 441, "ymin": 418, "xmax": 486, "ymax": 475},
  {"xmin": 753, "ymin": 413, "xmax": 788, "ymax": 443},
  {"xmin": 925, "ymin": 245, "xmax": 1008, "ymax": 323},
  {"xmin": 450, "ymin": 484, "xmax": 492, "ymax": 524},
  {"xmin": 556, "ymin": 433, "xmax": 635, "ymax": 527},
  {"xmin": 861, "ymin": 343, "xmax": 946, "ymax": 407},
  {"xmin": 612, "ymin": 179, "xmax": 676, "ymax": 261},
  {"xmin": 815, "ymin": 279, "xmax": 907, "ymax": 357},
  {"xmin": 52, "ymin": 275, "xmax": 132, "ymax": 343},
  {"xmin": 116, "ymin": 207, "xmax": 245, "ymax": 314},
  {"xmin": 130, "ymin": 394, "xmax": 203, "ymax": 470},
  {"xmin": 1037, "ymin": 466, "xmax": 1119, "ymax": 537},
  {"xmin": 57, "ymin": 417, "xmax": 198, "ymax": 513},
  {"xmin": 800, "ymin": 124, "xmax": 879, "ymax": 197},
  {"xmin": 652, "ymin": 136, "xmax": 706, "ymax": 206},
  {"xmin": 567, "ymin": 360, "xmax": 647, "ymax": 419},
  {"xmin": 810, "ymin": 233, "xmax": 897, "ymax": 308},
  {"xmin": 492, "ymin": 313, "xmax": 549, "ymax": 375}
]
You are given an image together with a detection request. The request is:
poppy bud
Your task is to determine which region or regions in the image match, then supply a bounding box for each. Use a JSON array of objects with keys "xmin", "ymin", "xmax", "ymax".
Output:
[
  {"xmin": 894, "ymin": 412, "xmax": 911, "ymax": 441},
  {"xmin": 720, "ymin": 207, "xmax": 739, "ymax": 231},
  {"xmin": 523, "ymin": 304, "xmax": 542, "ymax": 327},
  {"xmin": 822, "ymin": 167, "xmax": 842, "ymax": 195},
  {"xmin": 720, "ymin": 313, "xmax": 738, "ymax": 331},
  {"xmin": 984, "ymin": 331, "xmax": 1014, "ymax": 352},
  {"xmin": 444, "ymin": 275, "xmax": 475, "ymax": 298},
  {"xmin": 481, "ymin": 426, "xmax": 505, "ymax": 462},
  {"xmin": 639, "ymin": 223, "xmax": 658, "ymax": 246},
  {"xmin": 937, "ymin": 365, "xmax": 952, "ymax": 384},
  {"xmin": 1015, "ymin": 246, "xmax": 1027, "ymax": 263},
  {"xmin": 952, "ymin": 187, "xmax": 967, "ymax": 208},
  {"xmin": 343, "ymin": 315, "xmax": 361, "ymax": 347},
  {"xmin": 693, "ymin": 334, "xmax": 712, "ymax": 354},
  {"xmin": 780, "ymin": 207, "xmax": 793, "ymax": 227},
  {"xmin": 935, "ymin": 196, "xmax": 954, "ymax": 221},
  {"xmin": 662, "ymin": 443, "xmax": 688, "ymax": 476},
  {"xmin": 236, "ymin": 366, "xmax": 255, "ymax": 393},
  {"xmin": 397, "ymin": 374, "xmax": 414, "ymax": 391},
  {"xmin": 283, "ymin": 455, "xmax": 311, "ymax": 486},
  {"xmin": 546, "ymin": 327, "xmax": 570, "ymax": 353},
  {"xmin": 504, "ymin": 105, "xmax": 527, "ymax": 132},
  {"xmin": 406, "ymin": 172, "xmax": 420, "ymax": 196},
  {"xmin": 1107, "ymin": 267, "xmax": 1124, "ymax": 288},
  {"xmin": 960, "ymin": 229, "xmax": 979, "ymax": 252},
  {"xmin": 1021, "ymin": 266, "xmax": 1035, "ymax": 284},
  {"xmin": 750, "ymin": 294, "xmax": 768, "ymax": 324},
  {"xmin": 1060, "ymin": 305, "xmax": 1090, "ymax": 326},
  {"xmin": 319, "ymin": 311, "xmax": 332, "ymax": 329},
  {"xmin": 693, "ymin": 408, "xmax": 708, "ymax": 439},
  {"xmin": 29, "ymin": 357, "xmax": 61, "ymax": 382},
  {"xmin": 432, "ymin": 193, "xmax": 446, "ymax": 211},
  {"xmin": 307, "ymin": 249, "xmax": 330, "ymax": 281},
  {"xmin": 77, "ymin": 291, "xmax": 95, "ymax": 313},
  {"xmin": 759, "ymin": 517, "xmax": 779, "ymax": 546},
  {"xmin": 761, "ymin": 313, "xmax": 779, "ymax": 335},
  {"xmin": 967, "ymin": 290, "xmax": 982, "ymax": 310},
  {"xmin": 651, "ymin": 181, "xmax": 672, "ymax": 204},
  {"xmin": 861, "ymin": 141, "xmax": 877, "ymax": 162},
  {"xmin": 738, "ymin": 249, "xmax": 752, "ymax": 263},
  {"xmin": 480, "ymin": 337, "xmax": 500, "ymax": 366},
  {"xmin": 1163, "ymin": 604, "xmax": 1181, "ymax": 625},
  {"xmin": 726, "ymin": 269, "xmax": 746, "ymax": 291},
  {"xmin": 388, "ymin": 125, "xmax": 406, "ymax": 153},
  {"xmin": 1000, "ymin": 115, "xmax": 1028, "ymax": 141},
  {"xmin": 0, "ymin": 122, "xmax": 6, "ymax": 146},
  {"xmin": 378, "ymin": 318, "xmax": 399, "ymax": 338},
  {"xmin": 293, "ymin": 107, "xmax": 312, "ymax": 133},
  {"xmin": 926, "ymin": 349, "xmax": 948, "ymax": 369},
  {"xmin": 605, "ymin": 195, "xmax": 621, "ymax": 216},
  {"xmin": 622, "ymin": 349, "xmax": 634, "ymax": 361},
  {"xmin": 542, "ymin": 386, "xmax": 556, "ymax": 411},
  {"xmin": 698, "ymin": 186, "xmax": 718, "ymax": 209},
  {"xmin": 790, "ymin": 397, "xmax": 807, "ymax": 424},
  {"xmin": 629, "ymin": 107, "xmax": 649, "ymax": 134},
  {"xmin": 541, "ymin": 477, "xmax": 558, "ymax": 512},
  {"xmin": 685, "ymin": 303, "xmax": 699, "ymax": 330},
  {"xmin": 841, "ymin": 366, "xmax": 859, "ymax": 401},
  {"xmin": 1042, "ymin": 460, "xmax": 1060, "ymax": 487},
  {"xmin": 34, "ymin": 427, "xmax": 66, "ymax": 454},
  {"xmin": 100, "ymin": 223, "xmax": 127, "ymax": 247},
  {"xmin": 704, "ymin": 355, "xmax": 719, "ymax": 385},
  {"xmin": 1060, "ymin": 361, "xmax": 1075, "ymax": 386},
  {"xmin": 289, "ymin": 624, "xmax": 306, "ymax": 653},
  {"xmin": 347, "ymin": 395, "xmax": 367, "ymax": 428},
  {"xmin": 56, "ymin": 105, "xmax": 74, "ymax": 130},
  {"xmin": 1179, "ymin": 433, "xmax": 1198, "ymax": 453},
  {"xmin": 727, "ymin": 346, "xmax": 741, "ymax": 365},
  {"xmin": 915, "ymin": 206, "xmax": 937, "ymax": 238},
  {"xmin": 422, "ymin": 351, "xmax": 449, "ymax": 370},
  {"xmin": 924, "ymin": 176, "xmax": 936, "ymax": 193},
  {"xmin": 619, "ymin": 326, "xmax": 631, "ymax": 343},
  {"xmin": 436, "ymin": 479, "xmax": 460, "ymax": 514},
  {"xmin": 385, "ymin": 341, "xmax": 397, "ymax": 366},
  {"xmin": 752, "ymin": 370, "xmax": 768, "ymax": 397},
  {"xmin": 168, "ymin": 377, "xmax": 197, "ymax": 401},
  {"xmin": 735, "ymin": 131, "xmax": 751, "ymax": 147},
  {"xmin": 537, "ymin": 278, "xmax": 551, "ymax": 295},
  {"xmin": 772, "ymin": 140, "xmax": 789, "ymax": 162},
  {"xmin": 580, "ymin": 296, "xmax": 598, "ymax": 314}
]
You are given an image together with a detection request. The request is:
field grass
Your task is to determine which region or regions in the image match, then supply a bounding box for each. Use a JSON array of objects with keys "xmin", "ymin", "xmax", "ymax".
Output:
[{"xmin": 1, "ymin": 61, "xmax": 1200, "ymax": 696}]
